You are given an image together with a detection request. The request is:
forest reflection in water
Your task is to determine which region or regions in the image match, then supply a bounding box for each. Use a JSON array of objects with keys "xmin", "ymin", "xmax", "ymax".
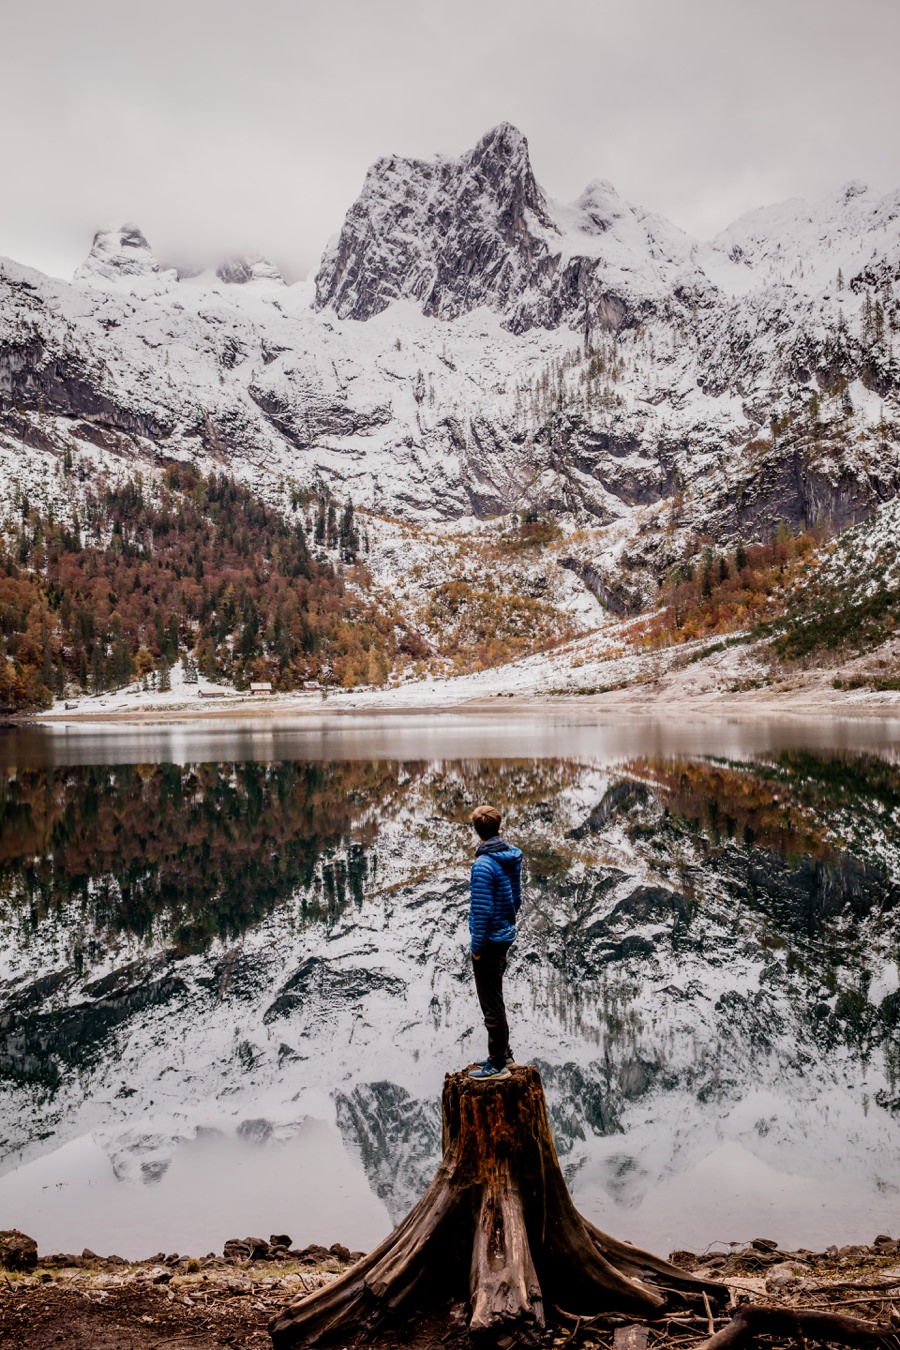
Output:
[
  {"xmin": 1, "ymin": 745, "xmax": 898, "ymax": 951},
  {"xmin": 0, "ymin": 723, "xmax": 899, "ymax": 1255}
]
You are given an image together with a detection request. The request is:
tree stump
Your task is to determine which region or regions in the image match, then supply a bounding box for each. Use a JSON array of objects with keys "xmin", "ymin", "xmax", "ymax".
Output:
[{"xmin": 269, "ymin": 1066, "xmax": 726, "ymax": 1348}]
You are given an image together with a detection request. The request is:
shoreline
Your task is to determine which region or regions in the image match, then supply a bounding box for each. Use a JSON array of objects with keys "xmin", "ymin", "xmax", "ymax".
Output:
[
  {"xmin": 12, "ymin": 684, "xmax": 900, "ymax": 726},
  {"xmin": 2, "ymin": 1231, "xmax": 897, "ymax": 1350},
  {"xmin": 10, "ymin": 620, "xmax": 900, "ymax": 729}
]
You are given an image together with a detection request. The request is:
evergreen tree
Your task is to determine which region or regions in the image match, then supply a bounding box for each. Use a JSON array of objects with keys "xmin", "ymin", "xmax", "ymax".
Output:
[
  {"xmin": 314, "ymin": 499, "xmax": 327, "ymax": 545},
  {"xmin": 90, "ymin": 643, "xmax": 105, "ymax": 693},
  {"xmin": 338, "ymin": 500, "xmax": 360, "ymax": 562}
]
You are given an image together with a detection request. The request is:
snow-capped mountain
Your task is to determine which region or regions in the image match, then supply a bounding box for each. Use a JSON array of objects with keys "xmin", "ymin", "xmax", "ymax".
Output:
[
  {"xmin": 73, "ymin": 225, "xmax": 178, "ymax": 288},
  {"xmin": 0, "ymin": 123, "xmax": 898, "ymax": 565},
  {"xmin": 314, "ymin": 122, "xmax": 710, "ymax": 333},
  {"xmin": 703, "ymin": 179, "xmax": 900, "ymax": 293}
]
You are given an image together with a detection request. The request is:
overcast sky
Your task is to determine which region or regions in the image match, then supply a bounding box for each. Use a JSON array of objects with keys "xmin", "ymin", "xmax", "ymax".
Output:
[{"xmin": 3, "ymin": 0, "xmax": 898, "ymax": 281}]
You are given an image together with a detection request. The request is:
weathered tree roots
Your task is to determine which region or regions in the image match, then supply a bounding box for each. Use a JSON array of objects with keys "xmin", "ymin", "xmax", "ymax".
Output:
[
  {"xmin": 695, "ymin": 1303, "xmax": 900, "ymax": 1350},
  {"xmin": 269, "ymin": 1066, "xmax": 727, "ymax": 1348}
]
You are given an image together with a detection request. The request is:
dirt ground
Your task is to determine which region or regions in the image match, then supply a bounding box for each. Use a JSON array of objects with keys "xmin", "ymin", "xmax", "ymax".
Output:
[
  {"xmin": 0, "ymin": 1258, "xmax": 299, "ymax": 1350},
  {"xmin": 2, "ymin": 1241, "xmax": 898, "ymax": 1350},
  {"xmin": 0, "ymin": 1280, "xmax": 270, "ymax": 1349},
  {"xmin": 0, "ymin": 1255, "xmax": 476, "ymax": 1350}
]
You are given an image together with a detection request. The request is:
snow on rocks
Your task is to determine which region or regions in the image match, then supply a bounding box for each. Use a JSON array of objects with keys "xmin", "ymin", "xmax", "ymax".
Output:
[
  {"xmin": 74, "ymin": 225, "xmax": 178, "ymax": 290},
  {"xmin": 214, "ymin": 256, "xmax": 286, "ymax": 286},
  {"xmin": 0, "ymin": 125, "xmax": 898, "ymax": 672}
]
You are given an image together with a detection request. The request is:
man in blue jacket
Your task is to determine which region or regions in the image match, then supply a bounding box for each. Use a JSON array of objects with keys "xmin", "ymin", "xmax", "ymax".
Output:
[{"xmin": 468, "ymin": 804, "xmax": 523, "ymax": 1080}]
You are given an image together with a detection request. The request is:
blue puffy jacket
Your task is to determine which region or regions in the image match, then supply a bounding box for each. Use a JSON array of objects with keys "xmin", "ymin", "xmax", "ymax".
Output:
[{"xmin": 469, "ymin": 837, "xmax": 523, "ymax": 955}]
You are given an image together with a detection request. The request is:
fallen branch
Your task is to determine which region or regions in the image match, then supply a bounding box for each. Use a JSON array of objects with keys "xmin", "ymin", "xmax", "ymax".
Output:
[
  {"xmin": 702, "ymin": 1291, "xmax": 715, "ymax": 1336},
  {"xmin": 554, "ymin": 1305, "xmax": 627, "ymax": 1330},
  {"xmin": 800, "ymin": 1297, "xmax": 899, "ymax": 1310},
  {"xmin": 694, "ymin": 1303, "xmax": 900, "ymax": 1350}
]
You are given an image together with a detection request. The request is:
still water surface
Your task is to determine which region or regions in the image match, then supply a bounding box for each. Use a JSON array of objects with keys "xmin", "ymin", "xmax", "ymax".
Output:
[{"xmin": 1, "ymin": 714, "xmax": 898, "ymax": 1258}]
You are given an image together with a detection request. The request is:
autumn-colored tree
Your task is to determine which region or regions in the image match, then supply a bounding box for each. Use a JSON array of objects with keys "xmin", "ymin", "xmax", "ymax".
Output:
[
  {"xmin": 636, "ymin": 529, "xmax": 820, "ymax": 651},
  {"xmin": 0, "ymin": 469, "xmax": 418, "ymax": 710}
]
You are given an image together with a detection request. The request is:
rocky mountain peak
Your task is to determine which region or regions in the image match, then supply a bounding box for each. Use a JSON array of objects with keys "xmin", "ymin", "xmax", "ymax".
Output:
[
  {"xmin": 470, "ymin": 120, "xmax": 528, "ymax": 163},
  {"xmin": 465, "ymin": 121, "xmax": 550, "ymax": 220},
  {"xmin": 839, "ymin": 179, "xmax": 870, "ymax": 203},
  {"xmin": 74, "ymin": 224, "xmax": 177, "ymax": 288},
  {"xmin": 574, "ymin": 179, "xmax": 622, "ymax": 227},
  {"xmin": 313, "ymin": 124, "xmax": 711, "ymax": 333},
  {"xmin": 313, "ymin": 122, "xmax": 559, "ymax": 326},
  {"xmin": 215, "ymin": 255, "xmax": 285, "ymax": 286}
]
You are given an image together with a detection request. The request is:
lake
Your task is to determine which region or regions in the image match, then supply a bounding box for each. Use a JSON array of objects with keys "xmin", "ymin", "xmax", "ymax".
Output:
[{"xmin": 1, "ymin": 713, "xmax": 898, "ymax": 1260}]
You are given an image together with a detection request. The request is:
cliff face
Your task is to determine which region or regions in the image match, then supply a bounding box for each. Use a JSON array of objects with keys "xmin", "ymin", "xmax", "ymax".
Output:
[
  {"xmin": 313, "ymin": 122, "xmax": 711, "ymax": 336},
  {"xmin": 0, "ymin": 124, "xmax": 898, "ymax": 587},
  {"xmin": 314, "ymin": 123, "xmax": 557, "ymax": 326}
]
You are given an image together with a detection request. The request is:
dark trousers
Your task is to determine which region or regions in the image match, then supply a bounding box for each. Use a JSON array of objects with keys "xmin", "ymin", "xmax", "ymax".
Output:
[{"xmin": 472, "ymin": 942, "xmax": 512, "ymax": 1068}]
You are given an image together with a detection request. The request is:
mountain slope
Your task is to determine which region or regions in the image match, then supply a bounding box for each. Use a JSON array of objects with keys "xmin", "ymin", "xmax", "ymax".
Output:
[{"xmin": 0, "ymin": 123, "xmax": 898, "ymax": 604}]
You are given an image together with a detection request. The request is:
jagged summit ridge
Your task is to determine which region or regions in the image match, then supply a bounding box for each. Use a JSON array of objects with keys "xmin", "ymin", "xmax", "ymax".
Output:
[
  {"xmin": 314, "ymin": 122, "xmax": 712, "ymax": 333},
  {"xmin": 314, "ymin": 122, "xmax": 557, "ymax": 328},
  {"xmin": 315, "ymin": 125, "xmax": 900, "ymax": 336}
]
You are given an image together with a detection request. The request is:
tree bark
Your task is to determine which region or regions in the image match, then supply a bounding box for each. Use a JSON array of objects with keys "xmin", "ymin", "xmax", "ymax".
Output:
[
  {"xmin": 694, "ymin": 1303, "xmax": 900, "ymax": 1350},
  {"xmin": 269, "ymin": 1066, "xmax": 726, "ymax": 1348}
]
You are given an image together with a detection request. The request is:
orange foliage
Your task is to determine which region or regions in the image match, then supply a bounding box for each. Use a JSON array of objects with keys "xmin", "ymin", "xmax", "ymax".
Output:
[
  {"xmin": 0, "ymin": 468, "xmax": 415, "ymax": 709},
  {"xmin": 632, "ymin": 530, "xmax": 820, "ymax": 650}
]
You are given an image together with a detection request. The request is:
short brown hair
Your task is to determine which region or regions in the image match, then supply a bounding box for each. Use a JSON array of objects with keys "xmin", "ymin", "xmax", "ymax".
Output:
[{"xmin": 471, "ymin": 804, "xmax": 502, "ymax": 840}]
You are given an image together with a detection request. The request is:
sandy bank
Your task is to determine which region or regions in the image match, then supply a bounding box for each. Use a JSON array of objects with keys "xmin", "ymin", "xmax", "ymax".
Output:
[
  {"xmin": 20, "ymin": 683, "xmax": 900, "ymax": 726},
  {"xmin": 18, "ymin": 624, "xmax": 900, "ymax": 727}
]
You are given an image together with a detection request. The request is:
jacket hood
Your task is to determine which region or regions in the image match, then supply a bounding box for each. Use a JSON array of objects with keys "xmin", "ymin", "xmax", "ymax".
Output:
[{"xmin": 475, "ymin": 837, "xmax": 522, "ymax": 870}]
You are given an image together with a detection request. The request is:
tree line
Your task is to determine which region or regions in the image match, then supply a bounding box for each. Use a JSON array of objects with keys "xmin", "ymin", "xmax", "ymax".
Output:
[
  {"xmin": 638, "ymin": 527, "xmax": 820, "ymax": 648},
  {"xmin": 0, "ymin": 464, "xmax": 407, "ymax": 710}
]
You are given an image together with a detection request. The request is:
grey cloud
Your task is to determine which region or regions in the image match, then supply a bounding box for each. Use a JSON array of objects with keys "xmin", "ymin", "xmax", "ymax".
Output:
[{"xmin": 1, "ymin": 0, "xmax": 897, "ymax": 280}]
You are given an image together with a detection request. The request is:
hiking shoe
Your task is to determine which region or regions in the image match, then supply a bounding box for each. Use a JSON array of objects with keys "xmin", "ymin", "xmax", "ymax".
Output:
[{"xmin": 469, "ymin": 1062, "xmax": 511, "ymax": 1080}]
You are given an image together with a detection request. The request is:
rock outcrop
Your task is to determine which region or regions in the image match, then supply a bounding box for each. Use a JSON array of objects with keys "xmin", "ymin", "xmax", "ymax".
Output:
[
  {"xmin": 216, "ymin": 255, "xmax": 285, "ymax": 286},
  {"xmin": 314, "ymin": 122, "xmax": 711, "ymax": 335},
  {"xmin": 73, "ymin": 224, "xmax": 176, "ymax": 287},
  {"xmin": 0, "ymin": 1230, "xmax": 38, "ymax": 1271},
  {"xmin": 0, "ymin": 124, "xmax": 897, "ymax": 558}
]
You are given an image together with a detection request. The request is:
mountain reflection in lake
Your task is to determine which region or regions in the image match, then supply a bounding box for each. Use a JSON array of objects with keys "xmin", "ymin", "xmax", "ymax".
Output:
[{"xmin": 0, "ymin": 724, "xmax": 898, "ymax": 1258}]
